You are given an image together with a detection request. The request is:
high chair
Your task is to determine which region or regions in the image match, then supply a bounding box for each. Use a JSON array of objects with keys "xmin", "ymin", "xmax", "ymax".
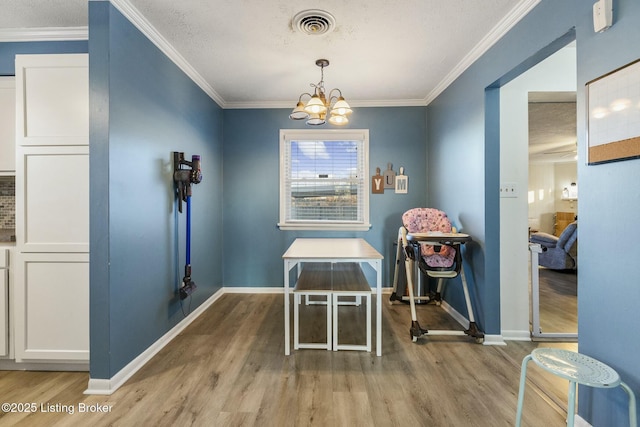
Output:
[{"xmin": 391, "ymin": 208, "xmax": 484, "ymax": 343}]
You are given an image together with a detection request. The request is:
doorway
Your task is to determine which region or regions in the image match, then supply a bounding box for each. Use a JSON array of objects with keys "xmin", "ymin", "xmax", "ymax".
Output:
[
  {"xmin": 498, "ymin": 38, "xmax": 577, "ymax": 341},
  {"xmin": 528, "ymin": 93, "xmax": 577, "ymax": 339}
]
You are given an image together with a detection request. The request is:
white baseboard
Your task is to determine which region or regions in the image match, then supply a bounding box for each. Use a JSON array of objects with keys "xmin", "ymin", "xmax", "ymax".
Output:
[
  {"xmin": 502, "ymin": 330, "xmax": 532, "ymax": 341},
  {"xmin": 440, "ymin": 301, "xmax": 505, "ymax": 345},
  {"xmin": 440, "ymin": 300, "xmax": 469, "ymax": 328},
  {"xmin": 0, "ymin": 360, "xmax": 89, "ymax": 371},
  {"xmin": 482, "ymin": 334, "xmax": 506, "ymax": 346},
  {"xmin": 223, "ymin": 286, "xmax": 283, "ymax": 294},
  {"xmin": 84, "ymin": 287, "xmax": 224, "ymax": 395},
  {"xmin": 575, "ymin": 414, "xmax": 591, "ymax": 427},
  {"xmin": 222, "ymin": 286, "xmax": 394, "ymax": 295}
]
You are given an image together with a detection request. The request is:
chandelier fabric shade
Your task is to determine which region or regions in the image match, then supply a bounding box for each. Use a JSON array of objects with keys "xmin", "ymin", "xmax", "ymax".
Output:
[{"xmin": 289, "ymin": 59, "xmax": 352, "ymax": 126}]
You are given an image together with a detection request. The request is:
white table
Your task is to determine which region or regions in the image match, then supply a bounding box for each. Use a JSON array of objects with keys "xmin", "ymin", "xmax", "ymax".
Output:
[{"xmin": 282, "ymin": 238, "xmax": 384, "ymax": 356}]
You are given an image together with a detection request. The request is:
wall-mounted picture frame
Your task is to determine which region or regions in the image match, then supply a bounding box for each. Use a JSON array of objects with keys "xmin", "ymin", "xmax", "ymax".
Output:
[{"xmin": 586, "ymin": 58, "xmax": 640, "ymax": 165}]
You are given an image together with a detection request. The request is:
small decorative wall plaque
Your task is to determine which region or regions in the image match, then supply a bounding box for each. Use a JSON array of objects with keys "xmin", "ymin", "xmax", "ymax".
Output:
[
  {"xmin": 371, "ymin": 167, "xmax": 384, "ymax": 194},
  {"xmin": 395, "ymin": 167, "xmax": 408, "ymax": 194},
  {"xmin": 383, "ymin": 163, "xmax": 395, "ymax": 189}
]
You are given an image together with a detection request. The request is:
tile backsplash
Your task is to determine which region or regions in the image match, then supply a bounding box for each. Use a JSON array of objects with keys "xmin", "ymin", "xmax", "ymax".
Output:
[{"xmin": 0, "ymin": 178, "xmax": 16, "ymax": 229}]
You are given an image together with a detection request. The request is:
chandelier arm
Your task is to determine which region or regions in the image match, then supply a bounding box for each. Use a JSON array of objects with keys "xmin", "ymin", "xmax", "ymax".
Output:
[
  {"xmin": 297, "ymin": 92, "xmax": 314, "ymax": 102},
  {"xmin": 327, "ymin": 88, "xmax": 344, "ymax": 105},
  {"xmin": 328, "ymin": 88, "xmax": 343, "ymax": 99}
]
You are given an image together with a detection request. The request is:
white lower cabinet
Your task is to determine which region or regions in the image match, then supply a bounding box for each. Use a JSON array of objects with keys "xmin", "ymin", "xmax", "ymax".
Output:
[
  {"xmin": 0, "ymin": 249, "xmax": 8, "ymax": 357},
  {"xmin": 13, "ymin": 253, "xmax": 89, "ymax": 361}
]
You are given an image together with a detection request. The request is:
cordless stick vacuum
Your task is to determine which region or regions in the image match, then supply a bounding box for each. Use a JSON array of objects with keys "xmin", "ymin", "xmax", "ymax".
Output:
[{"xmin": 173, "ymin": 152, "xmax": 202, "ymax": 300}]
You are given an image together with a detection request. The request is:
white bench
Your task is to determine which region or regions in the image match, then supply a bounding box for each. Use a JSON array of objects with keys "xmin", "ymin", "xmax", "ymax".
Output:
[
  {"xmin": 293, "ymin": 262, "xmax": 372, "ymax": 352},
  {"xmin": 293, "ymin": 263, "xmax": 333, "ymax": 350}
]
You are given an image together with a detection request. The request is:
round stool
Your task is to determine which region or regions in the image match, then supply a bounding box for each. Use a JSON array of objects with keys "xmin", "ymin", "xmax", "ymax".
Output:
[{"xmin": 515, "ymin": 348, "xmax": 637, "ymax": 427}]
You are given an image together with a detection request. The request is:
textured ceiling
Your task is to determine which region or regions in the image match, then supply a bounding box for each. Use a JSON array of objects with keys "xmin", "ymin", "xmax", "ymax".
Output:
[
  {"xmin": 0, "ymin": 0, "xmax": 539, "ymax": 108},
  {"xmin": 529, "ymin": 94, "xmax": 577, "ymax": 164},
  {"xmin": 2, "ymin": 0, "xmax": 572, "ymax": 163},
  {"xmin": 0, "ymin": 0, "xmax": 87, "ymax": 28},
  {"xmin": 127, "ymin": 0, "xmax": 524, "ymax": 107}
]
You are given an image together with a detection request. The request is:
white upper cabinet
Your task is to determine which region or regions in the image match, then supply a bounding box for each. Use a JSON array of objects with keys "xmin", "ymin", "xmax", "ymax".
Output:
[
  {"xmin": 16, "ymin": 54, "xmax": 89, "ymax": 147},
  {"xmin": 0, "ymin": 77, "xmax": 16, "ymax": 174}
]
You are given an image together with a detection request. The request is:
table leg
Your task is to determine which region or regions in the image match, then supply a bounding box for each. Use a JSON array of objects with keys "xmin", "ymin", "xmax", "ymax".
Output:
[
  {"xmin": 366, "ymin": 292, "xmax": 372, "ymax": 352},
  {"xmin": 284, "ymin": 260, "xmax": 292, "ymax": 355},
  {"xmin": 374, "ymin": 259, "xmax": 382, "ymax": 356},
  {"xmin": 515, "ymin": 354, "xmax": 532, "ymax": 427},
  {"xmin": 293, "ymin": 293, "xmax": 299, "ymax": 350}
]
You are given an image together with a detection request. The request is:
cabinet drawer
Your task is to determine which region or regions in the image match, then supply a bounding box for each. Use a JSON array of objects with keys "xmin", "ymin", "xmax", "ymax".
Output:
[{"xmin": 0, "ymin": 249, "xmax": 8, "ymax": 268}]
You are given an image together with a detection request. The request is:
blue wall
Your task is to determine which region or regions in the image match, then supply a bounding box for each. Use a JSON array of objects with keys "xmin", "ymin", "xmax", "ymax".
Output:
[
  {"xmin": 0, "ymin": 41, "xmax": 87, "ymax": 75},
  {"xmin": 89, "ymin": 2, "xmax": 224, "ymax": 378},
  {"xmin": 575, "ymin": 0, "xmax": 640, "ymax": 425},
  {"xmin": 428, "ymin": 0, "xmax": 639, "ymax": 424},
  {"xmin": 223, "ymin": 107, "xmax": 427, "ymax": 288},
  {"xmin": 10, "ymin": 1, "xmax": 639, "ymax": 422},
  {"xmin": 427, "ymin": 1, "xmax": 577, "ymax": 337}
]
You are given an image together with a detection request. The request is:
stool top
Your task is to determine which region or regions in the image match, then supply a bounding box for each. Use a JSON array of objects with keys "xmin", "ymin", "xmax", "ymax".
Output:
[{"xmin": 531, "ymin": 348, "xmax": 621, "ymax": 388}]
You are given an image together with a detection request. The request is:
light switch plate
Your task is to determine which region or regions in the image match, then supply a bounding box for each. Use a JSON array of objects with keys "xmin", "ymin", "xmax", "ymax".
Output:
[{"xmin": 500, "ymin": 182, "xmax": 518, "ymax": 198}]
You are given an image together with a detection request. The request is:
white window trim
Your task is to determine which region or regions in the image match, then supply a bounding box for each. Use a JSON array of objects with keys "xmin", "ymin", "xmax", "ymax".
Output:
[{"xmin": 278, "ymin": 129, "xmax": 371, "ymax": 231}]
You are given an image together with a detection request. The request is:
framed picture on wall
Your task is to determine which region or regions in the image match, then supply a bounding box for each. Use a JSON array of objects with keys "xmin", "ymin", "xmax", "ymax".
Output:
[{"xmin": 586, "ymin": 58, "xmax": 640, "ymax": 165}]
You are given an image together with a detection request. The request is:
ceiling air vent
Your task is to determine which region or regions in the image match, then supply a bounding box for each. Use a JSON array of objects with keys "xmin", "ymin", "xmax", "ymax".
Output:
[{"xmin": 292, "ymin": 10, "xmax": 336, "ymax": 35}]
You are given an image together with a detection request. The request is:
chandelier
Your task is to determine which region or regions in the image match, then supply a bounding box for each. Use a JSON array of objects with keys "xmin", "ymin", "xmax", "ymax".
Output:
[{"xmin": 289, "ymin": 59, "xmax": 352, "ymax": 126}]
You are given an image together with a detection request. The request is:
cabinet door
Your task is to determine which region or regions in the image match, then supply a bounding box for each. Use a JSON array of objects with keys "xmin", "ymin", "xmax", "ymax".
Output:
[
  {"xmin": 13, "ymin": 253, "xmax": 89, "ymax": 361},
  {"xmin": 0, "ymin": 77, "xmax": 16, "ymax": 174},
  {"xmin": 14, "ymin": 54, "xmax": 89, "ymax": 363},
  {"xmin": 0, "ymin": 250, "xmax": 7, "ymax": 357},
  {"xmin": 15, "ymin": 55, "xmax": 89, "ymax": 147},
  {"xmin": 17, "ymin": 145, "xmax": 89, "ymax": 253}
]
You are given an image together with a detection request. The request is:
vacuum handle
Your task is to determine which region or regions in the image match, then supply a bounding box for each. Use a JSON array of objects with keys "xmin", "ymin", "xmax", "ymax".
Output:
[{"xmin": 190, "ymin": 155, "xmax": 202, "ymax": 184}]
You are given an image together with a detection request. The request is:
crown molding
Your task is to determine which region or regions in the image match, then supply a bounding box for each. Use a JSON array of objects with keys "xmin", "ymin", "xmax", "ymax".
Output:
[
  {"xmin": 0, "ymin": 0, "xmax": 540, "ymax": 110},
  {"xmin": 224, "ymin": 98, "xmax": 429, "ymax": 110},
  {"xmin": 109, "ymin": 0, "xmax": 226, "ymax": 108},
  {"xmin": 349, "ymin": 99, "xmax": 428, "ymax": 108},
  {"xmin": 0, "ymin": 26, "xmax": 88, "ymax": 42},
  {"xmin": 424, "ymin": 0, "xmax": 541, "ymax": 105}
]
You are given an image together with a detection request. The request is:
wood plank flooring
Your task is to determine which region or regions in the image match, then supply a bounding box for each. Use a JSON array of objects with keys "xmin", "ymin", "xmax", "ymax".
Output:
[
  {"xmin": 538, "ymin": 268, "xmax": 577, "ymax": 333},
  {"xmin": 0, "ymin": 293, "xmax": 577, "ymax": 426}
]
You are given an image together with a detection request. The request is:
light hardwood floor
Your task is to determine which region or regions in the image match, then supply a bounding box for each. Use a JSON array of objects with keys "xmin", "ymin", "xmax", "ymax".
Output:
[
  {"xmin": 0, "ymin": 293, "xmax": 577, "ymax": 426},
  {"xmin": 538, "ymin": 268, "xmax": 577, "ymax": 334}
]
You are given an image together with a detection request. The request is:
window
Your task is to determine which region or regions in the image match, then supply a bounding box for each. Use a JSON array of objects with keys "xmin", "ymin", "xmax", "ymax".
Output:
[{"xmin": 279, "ymin": 129, "xmax": 370, "ymax": 231}]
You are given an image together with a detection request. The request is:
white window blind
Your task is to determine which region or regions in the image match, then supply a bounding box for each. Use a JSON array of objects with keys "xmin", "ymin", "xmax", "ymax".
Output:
[{"xmin": 279, "ymin": 130, "xmax": 370, "ymax": 231}]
